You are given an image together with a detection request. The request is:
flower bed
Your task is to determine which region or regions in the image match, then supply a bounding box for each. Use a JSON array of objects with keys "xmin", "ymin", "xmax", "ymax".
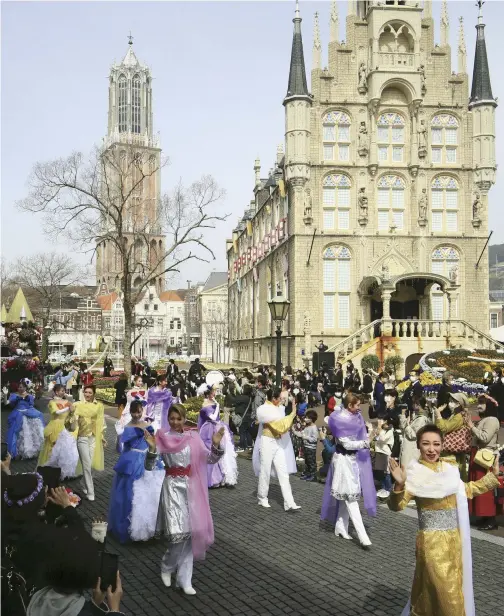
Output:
[
  {"xmin": 420, "ymin": 348, "xmax": 503, "ymax": 382},
  {"xmin": 95, "ymin": 388, "xmax": 116, "ymax": 404}
]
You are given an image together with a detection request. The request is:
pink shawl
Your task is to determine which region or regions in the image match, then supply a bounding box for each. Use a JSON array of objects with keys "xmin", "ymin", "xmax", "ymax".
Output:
[{"xmin": 155, "ymin": 429, "xmax": 214, "ymax": 560}]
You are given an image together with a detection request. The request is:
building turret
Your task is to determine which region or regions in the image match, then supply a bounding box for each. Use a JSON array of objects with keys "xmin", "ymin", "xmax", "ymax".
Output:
[
  {"xmin": 283, "ymin": 0, "xmax": 312, "ymax": 186},
  {"xmin": 469, "ymin": 1, "xmax": 497, "ymax": 191}
]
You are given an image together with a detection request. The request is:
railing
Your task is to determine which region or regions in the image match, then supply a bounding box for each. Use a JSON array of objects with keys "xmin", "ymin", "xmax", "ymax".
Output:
[
  {"xmin": 327, "ymin": 318, "xmax": 504, "ymax": 363},
  {"xmin": 104, "ymin": 130, "xmax": 160, "ymax": 150},
  {"xmin": 378, "ymin": 52, "xmax": 414, "ymax": 68}
]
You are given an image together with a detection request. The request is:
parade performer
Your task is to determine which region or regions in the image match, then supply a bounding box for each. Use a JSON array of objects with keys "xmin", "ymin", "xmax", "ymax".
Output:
[
  {"xmin": 252, "ymin": 387, "xmax": 300, "ymax": 511},
  {"xmin": 145, "ymin": 374, "xmax": 173, "ymax": 432},
  {"xmin": 71, "ymin": 385, "xmax": 105, "ymax": 502},
  {"xmin": 320, "ymin": 393, "xmax": 376, "ymax": 548},
  {"xmin": 6, "ymin": 379, "xmax": 45, "ymax": 459},
  {"xmin": 115, "ymin": 375, "xmax": 148, "ymax": 451},
  {"xmin": 108, "ymin": 400, "xmax": 164, "ymax": 543},
  {"xmin": 143, "ymin": 403, "xmax": 225, "ymax": 596},
  {"xmin": 198, "ymin": 386, "xmax": 238, "ymax": 488},
  {"xmin": 38, "ymin": 384, "xmax": 79, "ymax": 480},
  {"xmin": 389, "ymin": 424, "xmax": 500, "ymax": 616}
]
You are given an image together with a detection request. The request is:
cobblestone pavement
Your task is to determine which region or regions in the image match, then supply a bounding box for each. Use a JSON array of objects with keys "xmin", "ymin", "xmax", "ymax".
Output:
[{"xmin": 3, "ymin": 401, "xmax": 503, "ymax": 616}]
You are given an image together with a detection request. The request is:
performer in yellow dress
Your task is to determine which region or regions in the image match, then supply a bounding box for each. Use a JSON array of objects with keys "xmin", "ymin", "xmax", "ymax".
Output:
[
  {"xmin": 38, "ymin": 384, "xmax": 79, "ymax": 479},
  {"xmin": 388, "ymin": 424, "xmax": 499, "ymax": 616}
]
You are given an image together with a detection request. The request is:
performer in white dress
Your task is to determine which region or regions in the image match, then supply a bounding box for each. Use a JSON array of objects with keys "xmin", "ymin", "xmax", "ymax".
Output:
[{"xmin": 252, "ymin": 387, "xmax": 300, "ymax": 511}]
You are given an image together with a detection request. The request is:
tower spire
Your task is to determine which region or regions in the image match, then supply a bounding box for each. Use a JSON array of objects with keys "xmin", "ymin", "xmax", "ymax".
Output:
[
  {"xmin": 469, "ymin": 0, "xmax": 496, "ymax": 108},
  {"xmin": 312, "ymin": 12, "xmax": 321, "ymax": 70},
  {"xmin": 330, "ymin": 1, "xmax": 339, "ymax": 44},
  {"xmin": 440, "ymin": 0, "xmax": 450, "ymax": 46},
  {"xmin": 284, "ymin": 0, "xmax": 310, "ymax": 101},
  {"xmin": 458, "ymin": 17, "xmax": 467, "ymax": 74}
]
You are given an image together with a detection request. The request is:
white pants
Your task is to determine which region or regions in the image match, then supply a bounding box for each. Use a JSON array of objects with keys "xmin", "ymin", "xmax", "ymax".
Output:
[
  {"xmin": 258, "ymin": 436, "xmax": 296, "ymax": 510},
  {"xmin": 161, "ymin": 539, "xmax": 193, "ymax": 588},
  {"xmin": 335, "ymin": 499, "xmax": 372, "ymax": 546},
  {"xmin": 77, "ymin": 436, "xmax": 96, "ymax": 498}
]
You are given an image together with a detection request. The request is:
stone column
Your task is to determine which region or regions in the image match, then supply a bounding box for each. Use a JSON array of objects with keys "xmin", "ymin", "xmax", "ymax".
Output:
[
  {"xmin": 382, "ymin": 289, "xmax": 393, "ymax": 336},
  {"xmin": 446, "ymin": 290, "xmax": 459, "ymax": 336}
]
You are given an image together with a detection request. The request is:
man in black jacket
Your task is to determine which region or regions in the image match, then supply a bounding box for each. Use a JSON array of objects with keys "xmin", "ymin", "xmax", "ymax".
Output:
[{"xmin": 402, "ymin": 370, "xmax": 423, "ymax": 417}]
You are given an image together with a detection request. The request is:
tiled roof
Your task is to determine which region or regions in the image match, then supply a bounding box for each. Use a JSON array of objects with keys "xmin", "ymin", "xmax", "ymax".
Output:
[
  {"xmin": 285, "ymin": 5, "xmax": 310, "ymax": 100},
  {"xmin": 160, "ymin": 290, "xmax": 183, "ymax": 302},
  {"xmin": 96, "ymin": 292, "xmax": 118, "ymax": 311},
  {"xmin": 469, "ymin": 21, "xmax": 496, "ymax": 108}
]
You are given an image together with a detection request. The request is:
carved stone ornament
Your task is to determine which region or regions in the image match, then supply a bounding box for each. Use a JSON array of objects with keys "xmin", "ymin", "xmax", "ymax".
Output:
[
  {"xmin": 368, "ymin": 163, "xmax": 378, "ymax": 177},
  {"xmin": 418, "ymin": 188, "xmax": 428, "ymax": 227},
  {"xmin": 418, "ymin": 64, "xmax": 427, "ymax": 96},
  {"xmin": 418, "ymin": 120, "xmax": 427, "ymax": 158},
  {"xmin": 472, "ymin": 192, "xmax": 482, "ymax": 226},
  {"xmin": 357, "ymin": 121, "xmax": 369, "ymax": 157},
  {"xmin": 358, "ymin": 62, "xmax": 368, "ymax": 94},
  {"xmin": 448, "ymin": 264, "xmax": 459, "ymax": 285},
  {"xmin": 358, "ymin": 187, "xmax": 368, "ymax": 225},
  {"xmin": 303, "ymin": 311, "xmax": 312, "ymax": 334},
  {"xmin": 303, "ymin": 187, "xmax": 313, "ymax": 225}
]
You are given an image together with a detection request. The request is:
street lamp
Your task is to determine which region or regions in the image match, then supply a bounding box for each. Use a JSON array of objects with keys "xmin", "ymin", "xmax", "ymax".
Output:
[{"xmin": 267, "ymin": 295, "xmax": 290, "ymax": 387}]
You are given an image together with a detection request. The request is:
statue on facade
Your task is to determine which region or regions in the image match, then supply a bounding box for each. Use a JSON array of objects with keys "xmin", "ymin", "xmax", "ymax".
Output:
[
  {"xmin": 358, "ymin": 62, "xmax": 368, "ymax": 93},
  {"xmin": 472, "ymin": 192, "xmax": 482, "ymax": 222},
  {"xmin": 358, "ymin": 121, "xmax": 369, "ymax": 156},
  {"xmin": 381, "ymin": 263, "xmax": 391, "ymax": 283},
  {"xmin": 358, "ymin": 187, "xmax": 368, "ymax": 224},
  {"xmin": 449, "ymin": 264, "xmax": 459, "ymax": 284},
  {"xmin": 418, "ymin": 64, "xmax": 427, "ymax": 95},
  {"xmin": 303, "ymin": 187, "xmax": 313, "ymax": 224},
  {"xmin": 417, "ymin": 120, "xmax": 427, "ymax": 158},
  {"xmin": 418, "ymin": 188, "xmax": 428, "ymax": 226}
]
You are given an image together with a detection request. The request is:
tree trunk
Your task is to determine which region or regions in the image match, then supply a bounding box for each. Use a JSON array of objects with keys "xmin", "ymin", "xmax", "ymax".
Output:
[{"xmin": 123, "ymin": 300, "xmax": 133, "ymax": 380}]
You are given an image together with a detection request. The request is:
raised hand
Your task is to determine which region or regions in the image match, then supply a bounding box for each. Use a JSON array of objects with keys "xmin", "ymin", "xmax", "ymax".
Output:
[
  {"xmin": 47, "ymin": 486, "xmax": 71, "ymax": 509},
  {"xmin": 143, "ymin": 429, "xmax": 156, "ymax": 450},
  {"xmin": 212, "ymin": 426, "xmax": 226, "ymax": 448},
  {"xmin": 389, "ymin": 458, "xmax": 407, "ymax": 488}
]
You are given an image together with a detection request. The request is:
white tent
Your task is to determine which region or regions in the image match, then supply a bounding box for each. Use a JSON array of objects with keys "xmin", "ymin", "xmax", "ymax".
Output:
[{"xmin": 490, "ymin": 325, "xmax": 504, "ymax": 343}]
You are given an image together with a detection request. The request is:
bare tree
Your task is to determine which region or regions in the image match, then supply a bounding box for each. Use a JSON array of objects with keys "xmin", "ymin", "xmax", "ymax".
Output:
[
  {"xmin": 17, "ymin": 146, "xmax": 227, "ymax": 375},
  {"xmin": 11, "ymin": 253, "xmax": 88, "ymax": 360},
  {"xmin": 0, "ymin": 258, "xmax": 17, "ymax": 308},
  {"xmin": 204, "ymin": 303, "xmax": 228, "ymax": 364}
]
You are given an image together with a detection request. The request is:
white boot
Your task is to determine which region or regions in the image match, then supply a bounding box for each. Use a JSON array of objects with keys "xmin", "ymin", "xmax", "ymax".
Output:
[
  {"xmin": 182, "ymin": 586, "xmax": 196, "ymax": 595},
  {"xmin": 161, "ymin": 572, "xmax": 172, "ymax": 587}
]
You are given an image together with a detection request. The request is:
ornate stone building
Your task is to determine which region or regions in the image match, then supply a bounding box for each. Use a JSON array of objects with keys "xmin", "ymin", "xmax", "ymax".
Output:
[
  {"xmin": 95, "ymin": 39, "xmax": 165, "ymax": 294},
  {"xmin": 228, "ymin": 0, "xmax": 500, "ymax": 368}
]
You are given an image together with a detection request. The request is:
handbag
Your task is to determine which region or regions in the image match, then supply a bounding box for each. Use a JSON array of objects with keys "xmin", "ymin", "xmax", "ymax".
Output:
[
  {"xmin": 231, "ymin": 398, "xmax": 251, "ymax": 429},
  {"xmin": 442, "ymin": 427, "xmax": 472, "ymax": 454},
  {"xmin": 473, "ymin": 448, "xmax": 496, "ymax": 470}
]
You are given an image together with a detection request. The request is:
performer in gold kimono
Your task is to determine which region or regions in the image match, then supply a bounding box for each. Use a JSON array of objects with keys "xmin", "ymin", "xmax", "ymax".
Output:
[{"xmin": 389, "ymin": 424, "xmax": 499, "ymax": 616}]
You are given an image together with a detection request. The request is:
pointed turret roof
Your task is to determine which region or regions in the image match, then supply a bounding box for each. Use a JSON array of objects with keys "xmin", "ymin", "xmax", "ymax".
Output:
[
  {"xmin": 284, "ymin": 0, "xmax": 310, "ymax": 103},
  {"xmin": 121, "ymin": 46, "xmax": 140, "ymax": 68},
  {"xmin": 6, "ymin": 288, "xmax": 33, "ymax": 323},
  {"xmin": 469, "ymin": 2, "xmax": 497, "ymax": 109}
]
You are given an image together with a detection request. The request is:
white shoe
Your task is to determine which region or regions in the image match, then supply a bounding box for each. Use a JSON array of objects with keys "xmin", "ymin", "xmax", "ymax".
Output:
[
  {"xmin": 380, "ymin": 490, "xmax": 390, "ymax": 499},
  {"xmin": 161, "ymin": 572, "xmax": 171, "ymax": 587},
  {"xmin": 87, "ymin": 495, "xmax": 95, "ymax": 502},
  {"xmin": 182, "ymin": 586, "xmax": 196, "ymax": 596},
  {"xmin": 258, "ymin": 500, "xmax": 271, "ymax": 508},
  {"xmin": 335, "ymin": 530, "xmax": 352, "ymax": 540},
  {"xmin": 285, "ymin": 504, "xmax": 301, "ymax": 511}
]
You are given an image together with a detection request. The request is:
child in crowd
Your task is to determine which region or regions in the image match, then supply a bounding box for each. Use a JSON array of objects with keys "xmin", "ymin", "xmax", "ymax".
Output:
[
  {"xmin": 294, "ymin": 410, "xmax": 319, "ymax": 482},
  {"xmin": 373, "ymin": 418, "xmax": 394, "ymax": 499}
]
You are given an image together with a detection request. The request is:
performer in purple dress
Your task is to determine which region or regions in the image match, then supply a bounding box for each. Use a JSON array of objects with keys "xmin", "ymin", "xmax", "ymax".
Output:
[
  {"xmin": 198, "ymin": 386, "xmax": 238, "ymax": 488},
  {"xmin": 145, "ymin": 374, "xmax": 173, "ymax": 432},
  {"xmin": 320, "ymin": 393, "xmax": 376, "ymax": 548}
]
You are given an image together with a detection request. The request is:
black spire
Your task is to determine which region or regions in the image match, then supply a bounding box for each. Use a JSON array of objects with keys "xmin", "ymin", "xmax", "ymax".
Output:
[
  {"xmin": 469, "ymin": 2, "xmax": 496, "ymax": 109},
  {"xmin": 284, "ymin": 1, "xmax": 310, "ymax": 103}
]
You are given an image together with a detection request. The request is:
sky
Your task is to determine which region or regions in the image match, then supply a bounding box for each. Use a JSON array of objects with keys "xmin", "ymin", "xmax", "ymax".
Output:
[{"xmin": 2, "ymin": 0, "xmax": 504, "ymax": 288}]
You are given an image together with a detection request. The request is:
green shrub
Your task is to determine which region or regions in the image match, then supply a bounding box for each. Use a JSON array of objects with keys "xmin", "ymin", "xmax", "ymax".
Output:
[
  {"xmin": 361, "ymin": 354, "xmax": 380, "ymax": 373},
  {"xmin": 384, "ymin": 355, "xmax": 404, "ymax": 380}
]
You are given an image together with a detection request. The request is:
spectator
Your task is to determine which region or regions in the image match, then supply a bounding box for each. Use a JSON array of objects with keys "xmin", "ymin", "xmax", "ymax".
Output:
[
  {"xmin": 402, "ymin": 370, "xmax": 423, "ymax": 417},
  {"xmin": 486, "ymin": 368, "xmax": 504, "ymax": 423},
  {"xmin": 293, "ymin": 409, "xmax": 319, "ymax": 482},
  {"xmin": 114, "ymin": 373, "xmax": 129, "ymax": 419},
  {"xmin": 372, "ymin": 417, "xmax": 395, "ymax": 499},
  {"xmin": 399, "ymin": 397, "xmax": 430, "ymax": 469},
  {"xmin": 373, "ymin": 372, "xmax": 389, "ymax": 419},
  {"xmin": 233, "ymin": 384, "xmax": 254, "ymax": 452},
  {"xmin": 103, "ymin": 354, "xmax": 114, "ymax": 377}
]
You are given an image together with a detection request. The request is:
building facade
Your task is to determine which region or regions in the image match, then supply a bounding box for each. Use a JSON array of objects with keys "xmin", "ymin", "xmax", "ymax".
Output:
[
  {"xmin": 199, "ymin": 273, "xmax": 229, "ymax": 363},
  {"xmin": 95, "ymin": 39, "xmax": 165, "ymax": 295},
  {"xmin": 228, "ymin": 0, "xmax": 499, "ymax": 368}
]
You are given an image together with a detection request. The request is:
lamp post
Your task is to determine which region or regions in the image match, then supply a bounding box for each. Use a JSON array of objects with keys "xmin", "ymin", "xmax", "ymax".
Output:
[{"xmin": 267, "ymin": 296, "xmax": 290, "ymax": 388}]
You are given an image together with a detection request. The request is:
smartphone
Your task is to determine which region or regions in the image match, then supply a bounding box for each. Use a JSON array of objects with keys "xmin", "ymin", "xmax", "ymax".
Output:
[
  {"xmin": 1, "ymin": 443, "xmax": 8, "ymax": 461},
  {"xmin": 100, "ymin": 552, "xmax": 119, "ymax": 592},
  {"xmin": 37, "ymin": 465, "xmax": 61, "ymax": 490}
]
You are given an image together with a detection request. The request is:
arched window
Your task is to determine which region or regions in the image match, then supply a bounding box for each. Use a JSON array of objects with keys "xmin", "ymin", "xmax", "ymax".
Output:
[
  {"xmin": 431, "ymin": 115, "xmax": 458, "ymax": 164},
  {"xmin": 118, "ymin": 76, "xmax": 127, "ymax": 133},
  {"xmin": 322, "ymin": 111, "xmax": 351, "ymax": 162},
  {"xmin": 430, "ymin": 247, "xmax": 460, "ymax": 320},
  {"xmin": 132, "ymin": 75, "xmax": 141, "ymax": 134},
  {"xmin": 323, "ymin": 246, "xmax": 351, "ymax": 330},
  {"xmin": 377, "ymin": 113, "xmax": 405, "ymax": 163},
  {"xmin": 377, "ymin": 175, "xmax": 406, "ymax": 231},
  {"xmin": 323, "ymin": 174, "xmax": 351, "ymax": 231},
  {"xmin": 431, "ymin": 176, "xmax": 459, "ymax": 233}
]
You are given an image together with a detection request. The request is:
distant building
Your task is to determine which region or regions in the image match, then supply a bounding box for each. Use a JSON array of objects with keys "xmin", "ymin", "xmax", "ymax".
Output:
[
  {"xmin": 199, "ymin": 272, "xmax": 228, "ymax": 363},
  {"xmin": 183, "ymin": 282, "xmax": 204, "ymax": 355}
]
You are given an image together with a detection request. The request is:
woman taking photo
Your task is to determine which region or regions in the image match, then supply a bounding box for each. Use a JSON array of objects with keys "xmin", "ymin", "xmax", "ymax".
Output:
[
  {"xmin": 144, "ymin": 403, "xmax": 225, "ymax": 595},
  {"xmin": 389, "ymin": 424, "xmax": 499, "ymax": 616},
  {"xmin": 70, "ymin": 385, "xmax": 105, "ymax": 502}
]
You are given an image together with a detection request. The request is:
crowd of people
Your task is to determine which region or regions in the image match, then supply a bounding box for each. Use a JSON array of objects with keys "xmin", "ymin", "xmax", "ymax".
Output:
[{"xmin": 2, "ymin": 355, "xmax": 503, "ymax": 615}]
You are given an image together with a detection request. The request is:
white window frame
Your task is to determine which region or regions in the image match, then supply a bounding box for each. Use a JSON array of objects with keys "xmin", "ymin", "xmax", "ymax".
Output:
[
  {"xmin": 323, "ymin": 246, "xmax": 352, "ymax": 331},
  {"xmin": 322, "ymin": 111, "xmax": 351, "ymax": 162},
  {"xmin": 377, "ymin": 113, "xmax": 405, "ymax": 164},
  {"xmin": 431, "ymin": 176, "xmax": 459, "ymax": 234},
  {"xmin": 430, "ymin": 115, "xmax": 459, "ymax": 165},
  {"xmin": 490, "ymin": 313, "xmax": 498, "ymax": 329},
  {"xmin": 377, "ymin": 175, "xmax": 406, "ymax": 231},
  {"xmin": 430, "ymin": 246, "xmax": 460, "ymax": 320},
  {"xmin": 322, "ymin": 174, "xmax": 352, "ymax": 231}
]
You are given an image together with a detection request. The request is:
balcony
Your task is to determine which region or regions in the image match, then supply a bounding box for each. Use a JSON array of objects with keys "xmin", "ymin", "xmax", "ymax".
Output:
[{"xmin": 378, "ymin": 52, "xmax": 414, "ymax": 68}]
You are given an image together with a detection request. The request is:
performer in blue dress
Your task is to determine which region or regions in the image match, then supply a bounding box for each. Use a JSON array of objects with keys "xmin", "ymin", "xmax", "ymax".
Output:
[
  {"xmin": 6, "ymin": 379, "xmax": 45, "ymax": 459},
  {"xmin": 108, "ymin": 401, "xmax": 164, "ymax": 543}
]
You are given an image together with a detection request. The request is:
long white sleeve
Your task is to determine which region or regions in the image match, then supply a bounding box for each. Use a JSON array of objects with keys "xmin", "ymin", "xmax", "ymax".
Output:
[{"xmin": 337, "ymin": 436, "xmax": 369, "ymax": 450}]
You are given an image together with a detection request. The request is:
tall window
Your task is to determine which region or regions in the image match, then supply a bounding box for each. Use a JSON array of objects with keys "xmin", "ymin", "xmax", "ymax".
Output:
[
  {"xmin": 323, "ymin": 174, "xmax": 351, "ymax": 231},
  {"xmin": 118, "ymin": 76, "xmax": 127, "ymax": 133},
  {"xmin": 377, "ymin": 175, "xmax": 405, "ymax": 231},
  {"xmin": 132, "ymin": 75, "xmax": 141, "ymax": 134},
  {"xmin": 323, "ymin": 246, "xmax": 351, "ymax": 330},
  {"xmin": 431, "ymin": 246, "xmax": 460, "ymax": 319},
  {"xmin": 490, "ymin": 313, "xmax": 498, "ymax": 329},
  {"xmin": 431, "ymin": 176, "xmax": 459, "ymax": 233},
  {"xmin": 431, "ymin": 115, "xmax": 458, "ymax": 164},
  {"xmin": 322, "ymin": 111, "xmax": 351, "ymax": 162},
  {"xmin": 377, "ymin": 113, "xmax": 405, "ymax": 163}
]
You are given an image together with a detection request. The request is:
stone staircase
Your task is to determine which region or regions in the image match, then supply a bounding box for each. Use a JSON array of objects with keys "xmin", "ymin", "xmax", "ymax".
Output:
[{"xmin": 327, "ymin": 318, "xmax": 504, "ymax": 366}]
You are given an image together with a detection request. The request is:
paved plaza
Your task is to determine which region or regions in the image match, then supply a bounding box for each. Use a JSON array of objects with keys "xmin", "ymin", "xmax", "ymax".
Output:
[{"xmin": 3, "ymin": 401, "xmax": 503, "ymax": 616}]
